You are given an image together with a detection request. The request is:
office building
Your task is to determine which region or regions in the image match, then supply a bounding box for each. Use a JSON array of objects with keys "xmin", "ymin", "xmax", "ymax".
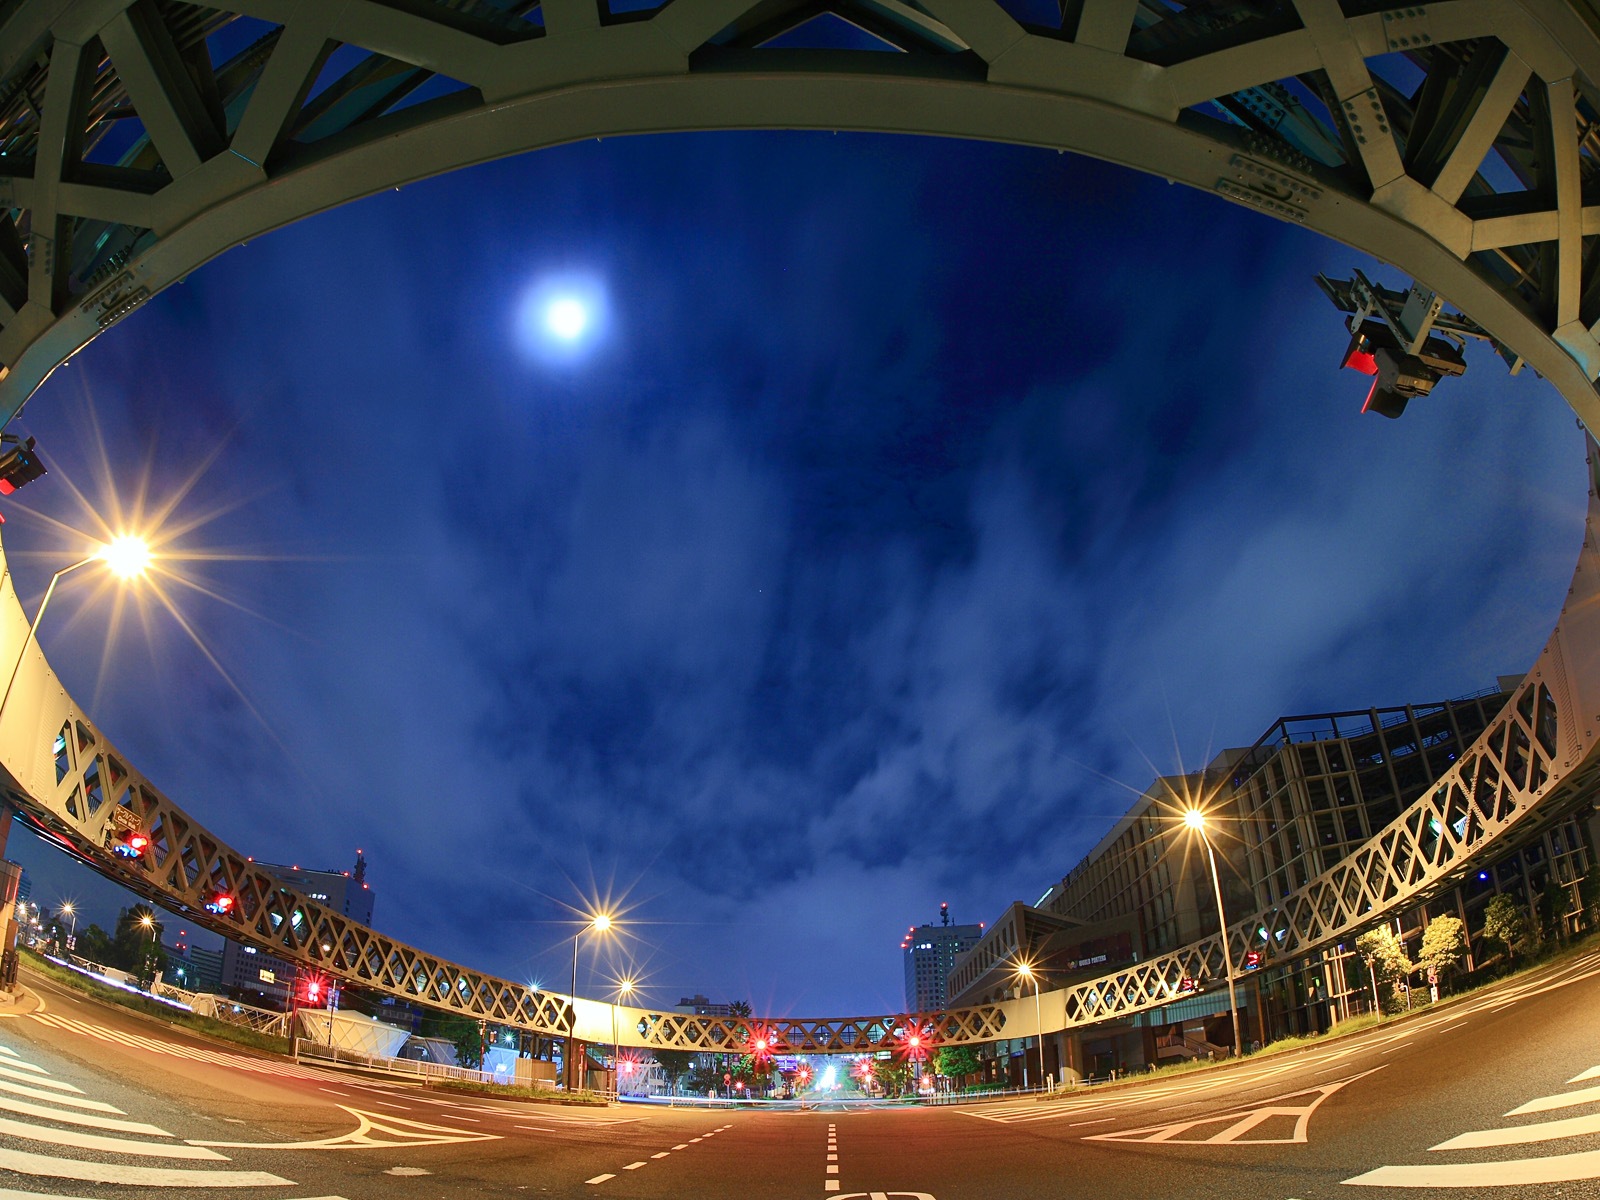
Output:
[{"xmin": 901, "ymin": 903, "xmax": 983, "ymax": 1012}]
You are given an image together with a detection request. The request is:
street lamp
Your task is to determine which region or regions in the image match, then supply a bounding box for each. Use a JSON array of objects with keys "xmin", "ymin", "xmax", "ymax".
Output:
[
  {"xmin": 0, "ymin": 536, "xmax": 152, "ymax": 727},
  {"xmin": 59, "ymin": 901, "xmax": 75, "ymax": 941},
  {"xmin": 1183, "ymin": 808, "xmax": 1243, "ymax": 1058},
  {"xmin": 1014, "ymin": 960, "xmax": 1046, "ymax": 1091},
  {"xmin": 612, "ymin": 977, "xmax": 635, "ymax": 1098},
  {"xmin": 567, "ymin": 912, "xmax": 613, "ymax": 1089},
  {"xmin": 137, "ymin": 912, "xmax": 157, "ymax": 985}
]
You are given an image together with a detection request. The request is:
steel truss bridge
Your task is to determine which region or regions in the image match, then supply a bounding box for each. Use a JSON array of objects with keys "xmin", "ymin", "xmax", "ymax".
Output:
[{"xmin": 0, "ymin": 0, "xmax": 1597, "ymax": 1056}]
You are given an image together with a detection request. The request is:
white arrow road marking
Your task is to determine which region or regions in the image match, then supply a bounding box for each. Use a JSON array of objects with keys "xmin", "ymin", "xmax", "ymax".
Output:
[
  {"xmin": 191, "ymin": 1105, "xmax": 500, "ymax": 1150},
  {"xmin": 1431, "ymin": 1109, "xmax": 1600, "ymax": 1151},
  {"xmin": 0, "ymin": 1145, "xmax": 291, "ymax": 1188},
  {"xmin": 1346, "ymin": 1149, "xmax": 1600, "ymax": 1188},
  {"xmin": 1085, "ymin": 1069, "xmax": 1380, "ymax": 1145}
]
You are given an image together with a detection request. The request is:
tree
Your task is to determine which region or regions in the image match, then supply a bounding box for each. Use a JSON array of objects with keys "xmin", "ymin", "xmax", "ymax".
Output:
[
  {"xmin": 73, "ymin": 923, "xmax": 116, "ymax": 966},
  {"xmin": 1579, "ymin": 868, "xmax": 1600, "ymax": 932},
  {"xmin": 1482, "ymin": 894, "xmax": 1532, "ymax": 964},
  {"xmin": 728, "ymin": 1000, "xmax": 752, "ymax": 1018},
  {"xmin": 876, "ymin": 1061, "xmax": 914, "ymax": 1097},
  {"xmin": 1418, "ymin": 916, "xmax": 1468, "ymax": 990},
  {"xmin": 1356, "ymin": 927, "xmax": 1413, "ymax": 1011},
  {"xmin": 1539, "ymin": 876, "xmax": 1570, "ymax": 946},
  {"xmin": 655, "ymin": 1050, "xmax": 695, "ymax": 1095},
  {"xmin": 419, "ymin": 1011, "xmax": 484, "ymax": 1068},
  {"xmin": 112, "ymin": 905, "xmax": 164, "ymax": 982},
  {"xmin": 934, "ymin": 1044, "xmax": 981, "ymax": 1083}
]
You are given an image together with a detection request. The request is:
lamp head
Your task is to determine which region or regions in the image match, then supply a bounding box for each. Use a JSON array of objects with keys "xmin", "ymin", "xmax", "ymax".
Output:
[
  {"xmin": 100, "ymin": 535, "xmax": 152, "ymax": 580},
  {"xmin": 1183, "ymin": 808, "xmax": 1207, "ymax": 831},
  {"xmin": 590, "ymin": 913, "xmax": 613, "ymax": 933}
]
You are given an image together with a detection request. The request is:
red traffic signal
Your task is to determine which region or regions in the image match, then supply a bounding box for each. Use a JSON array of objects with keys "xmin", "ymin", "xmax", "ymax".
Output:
[
  {"xmin": 1244, "ymin": 951, "xmax": 1262, "ymax": 970},
  {"xmin": 112, "ymin": 830, "xmax": 150, "ymax": 860},
  {"xmin": 0, "ymin": 437, "xmax": 46, "ymax": 496},
  {"xmin": 1178, "ymin": 976, "xmax": 1198, "ymax": 994},
  {"xmin": 203, "ymin": 891, "xmax": 235, "ymax": 915}
]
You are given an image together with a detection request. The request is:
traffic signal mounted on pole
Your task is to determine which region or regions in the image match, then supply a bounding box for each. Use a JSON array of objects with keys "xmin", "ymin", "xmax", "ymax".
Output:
[{"xmin": 0, "ymin": 437, "xmax": 45, "ymax": 496}]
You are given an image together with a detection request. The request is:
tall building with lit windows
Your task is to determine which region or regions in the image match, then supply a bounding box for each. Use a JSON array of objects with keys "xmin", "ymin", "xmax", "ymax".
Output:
[
  {"xmin": 901, "ymin": 904, "xmax": 982, "ymax": 1012},
  {"xmin": 961, "ymin": 676, "xmax": 1600, "ymax": 1086}
]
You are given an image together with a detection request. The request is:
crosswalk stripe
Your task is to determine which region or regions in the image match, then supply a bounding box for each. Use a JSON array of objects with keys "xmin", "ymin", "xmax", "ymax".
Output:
[
  {"xmin": 1431, "ymin": 1109, "xmax": 1600, "ymax": 1151},
  {"xmin": 0, "ymin": 1144, "xmax": 291, "ymax": 1188},
  {"xmin": 1346, "ymin": 1148, "xmax": 1600, "ymax": 1188},
  {"xmin": 0, "ymin": 1063, "xmax": 80, "ymax": 1093},
  {"xmin": 0, "ymin": 1113, "xmax": 226, "ymax": 1159},
  {"xmin": 1508, "ymin": 1083, "xmax": 1600, "ymax": 1116},
  {"xmin": 0, "ymin": 1091, "xmax": 171, "ymax": 1136},
  {"xmin": 0, "ymin": 1076, "xmax": 123, "ymax": 1113},
  {"xmin": 1569, "ymin": 1065, "xmax": 1600, "ymax": 1083}
]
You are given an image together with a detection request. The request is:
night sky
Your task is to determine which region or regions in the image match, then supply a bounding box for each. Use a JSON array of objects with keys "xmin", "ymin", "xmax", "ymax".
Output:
[{"xmin": 0, "ymin": 131, "xmax": 1584, "ymax": 1017}]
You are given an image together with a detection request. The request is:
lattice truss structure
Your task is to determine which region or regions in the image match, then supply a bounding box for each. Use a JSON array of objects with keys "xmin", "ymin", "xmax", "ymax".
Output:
[
  {"xmin": 0, "ymin": 0, "xmax": 1598, "ymax": 1049},
  {"xmin": 0, "ymin": 4, "xmax": 1598, "ymax": 417}
]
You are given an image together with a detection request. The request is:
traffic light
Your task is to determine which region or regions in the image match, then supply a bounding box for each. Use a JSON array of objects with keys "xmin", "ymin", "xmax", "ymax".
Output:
[
  {"xmin": 1244, "ymin": 951, "xmax": 1263, "ymax": 970},
  {"xmin": 203, "ymin": 891, "xmax": 235, "ymax": 915},
  {"xmin": 1178, "ymin": 976, "xmax": 1198, "ymax": 994},
  {"xmin": 1340, "ymin": 319, "xmax": 1465, "ymax": 419},
  {"xmin": 0, "ymin": 437, "xmax": 45, "ymax": 495},
  {"xmin": 111, "ymin": 830, "xmax": 150, "ymax": 859}
]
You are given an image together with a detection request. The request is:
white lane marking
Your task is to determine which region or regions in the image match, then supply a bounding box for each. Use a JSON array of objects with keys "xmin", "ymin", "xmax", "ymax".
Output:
[
  {"xmin": 319, "ymin": 1090, "xmax": 351, "ymax": 1097},
  {"xmin": 651, "ymin": 1152, "xmax": 669, "ymax": 1159},
  {"xmin": 1570, "ymin": 1065, "xmax": 1600, "ymax": 1083},
  {"xmin": 383, "ymin": 1166, "xmax": 430, "ymax": 1176},
  {"xmin": 0, "ymin": 1144, "xmax": 290, "ymax": 1187},
  {"xmin": 1068, "ymin": 1118, "xmax": 1115, "ymax": 1128},
  {"xmin": 0, "ymin": 1063, "xmax": 80, "ymax": 1093},
  {"xmin": 826, "ymin": 1165, "xmax": 839, "ymax": 1174},
  {"xmin": 517, "ymin": 1126, "xmax": 557, "ymax": 1132},
  {"xmin": 0, "ymin": 1077, "xmax": 120, "ymax": 1113},
  {"xmin": 622, "ymin": 1161, "xmax": 646, "ymax": 1170},
  {"xmin": 1508, "ymin": 1082, "xmax": 1600, "ymax": 1116},
  {"xmin": 825, "ymin": 1184, "xmax": 840, "ymax": 1193},
  {"xmin": 0, "ymin": 1055, "xmax": 47, "ymax": 1074},
  {"xmin": 1432, "ymin": 1109, "xmax": 1600, "ymax": 1150},
  {"xmin": 672, "ymin": 1143, "xmax": 687, "ymax": 1149},
  {"xmin": 586, "ymin": 1175, "xmax": 615, "ymax": 1185},
  {"xmin": 0, "ymin": 1044, "xmax": 20, "ymax": 1056},
  {"xmin": 371, "ymin": 1101, "xmax": 410, "ymax": 1110},
  {"xmin": 1346, "ymin": 1148, "xmax": 1600, "ymax": 1188},
  {"xmin": 0, "ymin": 1091, "xmax": 169, "ymax": 1137}
]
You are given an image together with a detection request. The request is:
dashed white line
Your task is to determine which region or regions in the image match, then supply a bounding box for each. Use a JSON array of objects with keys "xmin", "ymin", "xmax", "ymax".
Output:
[
  {"xmin": 622, "ymin": 1161, "xmax": 646, "ymax": 1170},
  {"xmin": 585, "ymin": 1174, "xmax": 615, "ymax": 1185}
]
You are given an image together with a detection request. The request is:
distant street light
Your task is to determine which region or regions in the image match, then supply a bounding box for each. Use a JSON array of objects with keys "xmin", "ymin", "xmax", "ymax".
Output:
[
  {"xmin": 59, "ymin": 901, "xmax": 75, "ymax": 941},
  {"xmin": 1183, "ymin": 808, "xmax": 1243, "ymax": 1058},
  {"xmin": 1014, "ymin": 961, "xmax": 1046, "ymax": 1090}
]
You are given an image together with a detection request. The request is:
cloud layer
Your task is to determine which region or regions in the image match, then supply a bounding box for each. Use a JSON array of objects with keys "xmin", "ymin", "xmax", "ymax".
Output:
[{"xmin": 5, "ymin": 132, "xmax": 1584, "ymax": 1015}]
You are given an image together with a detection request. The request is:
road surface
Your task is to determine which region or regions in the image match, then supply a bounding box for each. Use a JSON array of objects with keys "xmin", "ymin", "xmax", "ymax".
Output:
[{"xmin": 3, "ymin": 948, "xmax": 1600, "ymax": 1198}]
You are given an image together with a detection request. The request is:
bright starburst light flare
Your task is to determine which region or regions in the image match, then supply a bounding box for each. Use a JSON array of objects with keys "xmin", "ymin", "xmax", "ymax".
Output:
[{"xmin": 0, "ymin": 402, "xmax": 327, "ymax": 757}]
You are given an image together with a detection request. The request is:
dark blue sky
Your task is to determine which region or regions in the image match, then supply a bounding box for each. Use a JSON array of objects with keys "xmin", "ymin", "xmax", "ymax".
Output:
[{"xmin": 1, "ymin": 131, "xmax": 1584, "ymax": 1015}]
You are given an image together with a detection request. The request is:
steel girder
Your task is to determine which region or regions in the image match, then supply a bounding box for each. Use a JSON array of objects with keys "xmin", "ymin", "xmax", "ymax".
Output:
[{"xmin": 0, "ymin": 0, "xmax": 1597, "ymax": 1052}]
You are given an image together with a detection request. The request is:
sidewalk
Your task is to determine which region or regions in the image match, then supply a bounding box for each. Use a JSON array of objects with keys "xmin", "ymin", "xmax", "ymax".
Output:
[{"xmin": 0, "ymin": 984, "xmax": 42, "ymax": 1017}]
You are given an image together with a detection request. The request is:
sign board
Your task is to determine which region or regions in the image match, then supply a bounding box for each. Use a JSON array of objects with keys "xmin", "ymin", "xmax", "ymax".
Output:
[{"xmin": 109, "ymin": 806, "xmax": 140, "ymax": 832}]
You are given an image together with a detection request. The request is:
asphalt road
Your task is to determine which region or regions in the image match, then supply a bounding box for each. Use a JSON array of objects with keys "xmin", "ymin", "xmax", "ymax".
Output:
[{"xmin": 4, "ymin": 949, "xmax": 1600, "ymax": 1200}]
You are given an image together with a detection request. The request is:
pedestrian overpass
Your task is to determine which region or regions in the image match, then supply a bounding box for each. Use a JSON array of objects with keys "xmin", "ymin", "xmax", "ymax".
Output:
[{"xmin": 0, "ymin": 0, "xmax": 1597, "ymax": 1057}]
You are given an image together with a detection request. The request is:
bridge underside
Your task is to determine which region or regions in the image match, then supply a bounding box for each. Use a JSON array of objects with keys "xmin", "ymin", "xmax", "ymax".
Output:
[{"xmin": 0, "ymin": 0, "xmax": 1596, "ymax": 1054}]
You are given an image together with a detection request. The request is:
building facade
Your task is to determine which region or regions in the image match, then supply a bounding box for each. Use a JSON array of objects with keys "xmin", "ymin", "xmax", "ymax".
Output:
[
  {"xmin": 901, "ymin": 904, "xmax": 983, "ymax": 1012},
  {"xmin": 960, "ymin": 679, "xmax": 1600, "ymax": 1085}
]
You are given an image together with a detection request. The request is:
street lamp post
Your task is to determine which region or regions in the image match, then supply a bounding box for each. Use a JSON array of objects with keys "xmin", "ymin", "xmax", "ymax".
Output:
[
  {"xmin": 1184, "ymin": 809, "xmax": 1243, "ymax": 1058},
  {"xmin": 612, "ymin": 978, "xmax": 634, "ymax": 1100},
  {"xmin": 137, "ymin": 913, "xmax": 156, "ymax": 987},
  {"xmin": 567, "ymin": 913, "xmax": 612, "ymax": 1090},
  {"xmin": 1015, "ymin": 961, "xmax": 1046, "ymax": 1091}
]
